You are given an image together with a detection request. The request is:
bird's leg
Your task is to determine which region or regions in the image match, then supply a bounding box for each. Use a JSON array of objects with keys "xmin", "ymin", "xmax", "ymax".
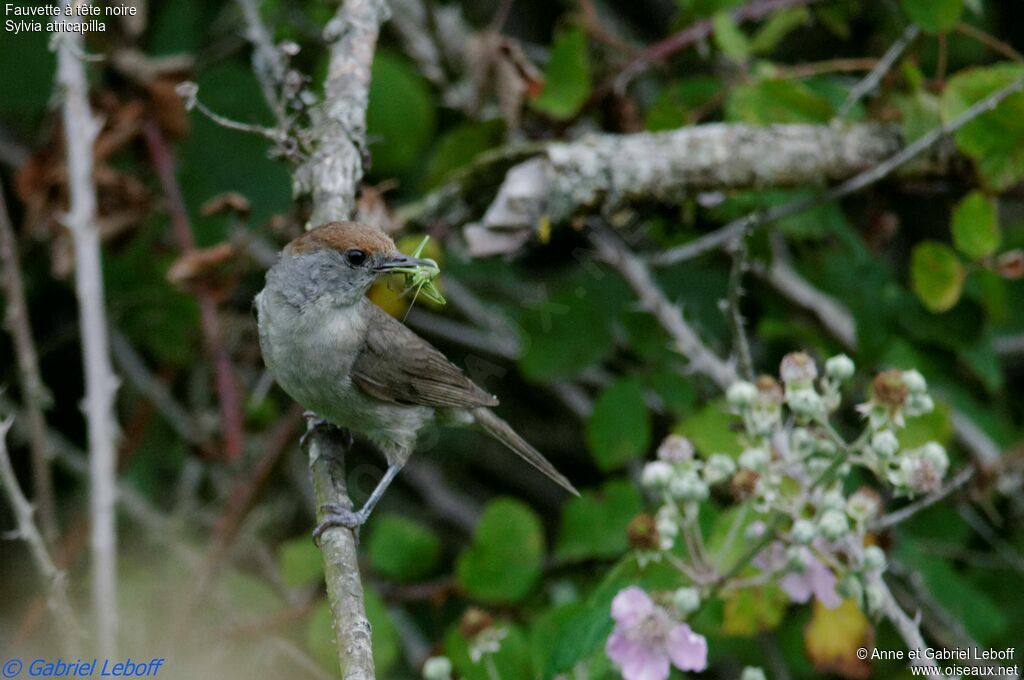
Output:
[{"xmin": 313, "ymin": 463, "xmax": 403, "ymax": 544}]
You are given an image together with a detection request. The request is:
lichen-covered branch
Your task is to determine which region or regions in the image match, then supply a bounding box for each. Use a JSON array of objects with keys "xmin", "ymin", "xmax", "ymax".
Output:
[
  {"xmin": 462, "ymin": 123, "xmax": 943, "ymax": 255},
  {"xmin": 0, "ymin": 186, "xmax": 59, "ymax": 545},
  {"xmin": 56, "ymin": 15, "xmax": 120, "ymax": 656},
  {"xmin": 294, "ymin": 0, "xmax": 390, "ymax": 226},
  {"xmin": 0, "ymin": 418, "xmax": 83, "ymax": 653}
]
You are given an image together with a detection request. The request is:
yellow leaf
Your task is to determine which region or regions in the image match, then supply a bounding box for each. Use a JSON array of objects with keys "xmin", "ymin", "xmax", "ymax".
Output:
[
  {"xmin": 369, "ymin": 278, "xmax": 409, "ymax": 319},
  {"xmin": 804, "ymin": 598, "xmax": 873, "ymax": 679}
]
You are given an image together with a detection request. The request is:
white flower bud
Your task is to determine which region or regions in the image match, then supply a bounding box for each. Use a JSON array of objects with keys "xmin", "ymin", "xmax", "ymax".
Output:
[
  {"xmin": 863, "ymin": 545, "xmax": 886, "ymax": 572},
  {"xmin": 422, "ymin": 656, "xmax": 453, "ymax": 680},
  {"xmin": 838, "ymin": 574, "xmax": 864, "ymax": 606},
  {"xmin": 904, "ymin": 392, "xmax": 934, "ymax": 417},
  {"xmin": 657, "ymin": 435, "xmax": 694, "ymax": 462},
  {"xmin": 785, "ymin": 546, "xmax": 809, "ymax": 572},
  {"xmin": 902, "ymin": 369, "xmax": 927, "ymax": 394},
  {"xmin": 641, "ymin": 461, "xmax": 674, "ymax": 489},
  {"xmin": 791, "ymin": 519, "xmax": 816, "ymax": 544},
  {"xmin": 821, "ymin": 488, "xmax": 846, "ymax": 511},
  {"xmin": 786, "ymin": 388, "xmax": 823, "ymax": 419},
  {"xmin": 703, "ymin": 453, "xmax": 736, "ymax": 484},
  {"xmin": 864, "ymin": 581, "xmax": 886, "ymax": 615},
  {"xmin": 790, "ymin": 427, "xmax": 815, "ymax": 456},
  {"xmin": 741, "ymin": 668, "xmax": 768, "ymax": 680},
  {"xmin": 745, "ymin": 521, "xmax": 767, "ymax": 541},
  {"xmin": 780, "ymin": 351, "xmax": 818, "ymax": 386},
  {"xmin": 727, "ymin": 381, "xmax": 759, "ymax": 408},
  {"xmin": 846, "ymin": 487, "xmax": 882, "ymax": 523},
  {"xmin": 871, "ymin": 430, "xmax": 900, "ymax": 459},
  {"xmin": 818, "ymin": 509, "xmax": 849, "ymax": 540},
  {"xmin": 739, "ymin": 446, "xmax": 770, "ymax": 471},
  {"xmin": 669, "ymin": 471, "xmax": 709, "ymax": 502},
  {"xmin": 673, "ymin": 587, "xmax": 701, "ymax": 615},
  {"xmin": 825, "ymin": 354, "xmax": 855, "ymax": 381},
  {"xmin": 918, "ymin": 442, "xmax": 949, "ymax": 475}
]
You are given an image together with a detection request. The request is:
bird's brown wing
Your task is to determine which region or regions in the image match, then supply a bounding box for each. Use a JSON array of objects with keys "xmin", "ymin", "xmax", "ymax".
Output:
[{"xmin": 351, "ymin": 302, "xmax": 499, "ymax": 409}]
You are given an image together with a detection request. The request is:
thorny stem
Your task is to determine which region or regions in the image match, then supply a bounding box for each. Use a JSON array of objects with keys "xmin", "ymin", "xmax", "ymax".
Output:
[
  {"xmin": 0, "ymin": 186, "xmax": 59, "ymax": 545},
  {"xmin": 725, "ymin": 236, "xmax": 754, "ymax": 381}
]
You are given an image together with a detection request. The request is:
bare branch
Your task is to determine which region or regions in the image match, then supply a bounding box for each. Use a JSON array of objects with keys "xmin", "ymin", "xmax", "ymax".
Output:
[
  {"xmin": 0, "ymin": 185, "xmax": 59, "ymax": 545},
  {"xmin": 590, "ymin": 227, "xmax": 738, "ymax": 390},
  {"xmin": 0, "ymin": 417, "xmax": 83, "ymax": 653},
  {"xmin": 725, "ymin": 238, "xmax": 754, "ymax": 381},
  {"xmin": 654, "ymin": 75, "xmax": 1024, "ymax": 266},
  {"xmin": 877, "ymin": 579, "xmax": 948, "ymax": 678},
  {"xmin": 295, "ymin": 0, "xmax": 390, "ymax": 226},
  {"xmin": 872, "ymin": 466, "xmax": 975, "ymax": 531},
  {"xmin": 56, "ymin": 15, "xmax": 120, "ymax": 656},
  {"xmin": 837, "ymin": 24, "xmax": 920, "ymax": 118}
]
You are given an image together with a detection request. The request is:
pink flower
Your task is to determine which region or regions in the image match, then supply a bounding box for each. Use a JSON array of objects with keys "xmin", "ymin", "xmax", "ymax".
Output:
[
  {"xmin": 756, "ymin": 543, "xmax": 841, "ymax": 609},
  {"xmin": 605, "ymin": 587, "xmax": 708, "ymax": 680}
]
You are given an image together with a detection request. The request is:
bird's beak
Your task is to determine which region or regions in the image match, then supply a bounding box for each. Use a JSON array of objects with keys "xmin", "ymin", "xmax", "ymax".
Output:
[{"xmin": 375, "ymin": 252, "xmax": 438, "ymax": 273}]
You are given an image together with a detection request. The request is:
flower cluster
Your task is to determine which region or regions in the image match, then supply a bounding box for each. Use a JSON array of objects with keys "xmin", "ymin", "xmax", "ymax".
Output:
[{"xmin": 607, "ymin": 352, "xmax": 954, "ymax": 679}]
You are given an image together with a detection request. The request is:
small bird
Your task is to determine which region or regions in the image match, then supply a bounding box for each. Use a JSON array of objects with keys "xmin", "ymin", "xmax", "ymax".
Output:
[{"xmin": 256, "ymin": 221, "xmax": 578, "ymax": 533}]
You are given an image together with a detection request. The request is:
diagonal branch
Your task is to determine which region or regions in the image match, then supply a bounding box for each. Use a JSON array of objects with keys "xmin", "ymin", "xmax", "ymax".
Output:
[
  {"xmin": 654, "ymin": 75, "xmax": 1024, "ymax": 266},
  {"xmin": 0, "ymin": 417, "xmax": 83, "ymax": 654},
  {"xmin": 0, "ymin": 185, "xmax": 59, "ymax": 545},
  {"xmin": 56, "ymin": 13, "xmax": 120, "ymax": 656},
  {"xmin": 589, "ymin": 227, "xmax": 738, "ymax": 390}
]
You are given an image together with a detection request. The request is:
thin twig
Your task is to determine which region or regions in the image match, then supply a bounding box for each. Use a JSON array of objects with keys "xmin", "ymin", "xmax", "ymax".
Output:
[
  {"xmin": 143, "ymin": 122, "xmax": 246, "ymax": 460},
  {"xmin": 653, "ymin": 75, "xmax": 1024, "ymax": 266},
  {"xmin": 837, "ymin": 24, "xmax": 920, "ymax": 118},
  {"xmin": 956, "ymin": 22, "xmax": 1024, "ymax": 62},
  {"xmin": 0, "ymin": 185, "xmax": 59, "ymax": 545},
  {"xmin": 0, "ymin": 417, "xmax": 83, "ymax": 653},
  {"xmin": 611, "ymin": 0, "xmax": 822, "ymax": 92},
  {"xmin": 235, "ymin": 0, "xmax": 288, "ymax": 126},
  {"xmin": 725, "ymin": 237, "xmax": 754, "ymax": 381},
  {"xmin": 56, "ymin": 15, "xmax": 120, "ymax": 656},
  {"xmin": 877, "ymin": 579, "xmax": 947, "ymax": 677},
  {"xmin": 590, "ymin": 227, "xmax": 738, "ymax": 389},
  {"xmin": 872, "ymin": 466, "xmax": 974, "ymax": 531}
]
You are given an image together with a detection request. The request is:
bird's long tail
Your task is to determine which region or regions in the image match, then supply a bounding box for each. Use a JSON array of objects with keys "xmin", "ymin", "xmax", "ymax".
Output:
[{"xmin": 473, "ymin": 408, "xmax": 579, "ymax": 496}]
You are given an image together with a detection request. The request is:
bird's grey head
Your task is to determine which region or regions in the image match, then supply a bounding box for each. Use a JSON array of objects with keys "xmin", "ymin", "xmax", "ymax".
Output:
[{"xmin": 265, "ymin": 221, "xmax": 432, "ymax": 309}]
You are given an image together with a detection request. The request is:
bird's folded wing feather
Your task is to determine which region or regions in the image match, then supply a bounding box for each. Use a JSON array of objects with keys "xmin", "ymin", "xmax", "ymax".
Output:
[{"xmin": 351, "ymin": 302, "xmax": 499, "ymax": 408}]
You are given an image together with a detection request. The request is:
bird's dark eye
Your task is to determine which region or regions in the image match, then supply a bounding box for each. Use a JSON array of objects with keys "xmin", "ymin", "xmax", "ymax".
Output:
[{"xmin": 346, "ymin": 249, "xmax": 367, "ymax": 267}]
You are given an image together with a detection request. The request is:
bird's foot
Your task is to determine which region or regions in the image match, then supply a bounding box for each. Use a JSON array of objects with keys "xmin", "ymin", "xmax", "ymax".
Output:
[
  {"xmin": 312, "ymin": 503, "xmax": 368, "ymax": 546},
  {"xmin": 300, "ymin": 413, "xmax": 331, "ymax": 449}
]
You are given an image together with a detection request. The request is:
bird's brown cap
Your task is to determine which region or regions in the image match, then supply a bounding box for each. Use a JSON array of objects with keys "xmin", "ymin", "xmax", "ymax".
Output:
[{"xmin": 287, "ymin": 221, "xmax": 396, "ymax": 255}]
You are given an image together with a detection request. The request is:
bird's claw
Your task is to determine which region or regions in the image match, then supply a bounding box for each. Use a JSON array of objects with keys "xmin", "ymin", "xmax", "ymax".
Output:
[
  {"xmin": 300, "ymin": 414, "xmax": 331, "ymax": 449},
  {"xmin": 312, "ymin": 503, "xmax": 367, "ymax": 546}
]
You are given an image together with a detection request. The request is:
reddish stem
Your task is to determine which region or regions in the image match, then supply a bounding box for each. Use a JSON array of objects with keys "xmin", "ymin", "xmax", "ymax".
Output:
[{"xmin": 142, "ymin": 122, "xmax": 246, "ymax": 460}]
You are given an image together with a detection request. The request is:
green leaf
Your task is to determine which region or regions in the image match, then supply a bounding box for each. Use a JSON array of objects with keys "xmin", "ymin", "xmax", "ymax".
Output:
[
  {"xmin": 676, "ymin": 400, "xmax": 743, "ymax": 457},
  {"xmin": 897, "ymin": 542, "xmax": 1007, "ymax": 642},
  {"xmin": 941, "ymin": 63, "xmax": 1024, "ymax": 190},
  {"xmin": 897, "ymin": 399, "xmax": 954, "ymax": 449},
  {"xmin": 519, "ymin": 290, "xmax": 615, "ymax": 381},
  {"xmin": 749, "ymin": 8, "xmax": 809, "ymax": 54},
  {"xmin": 532, "ymin": 27, "xmax": 591, "ymax": 120},
  {"xmin": 712, "ymin": 11, "xmax": 750, "ymax": 62},
  {"xmin": 456, "ymin": 498, "xmax": 544, "ymax": 603},
  {"xmin": 445, "ymin": 621, "xmax": 533, "ymax": 680},
  {"xmin": 423, "ymin": 120, "xmax": 505, "ymax": 189},
  {"xmin": 367, "ymin": 513, "xmax": 442, "ymax": 582},
  {"xmin": 645, "ymin": 76, "xmax": 723, "ymax": 131},
  {"xmin": 306, "ymin": 589, "xmax": 399, "ymax": 675},
  {"xmin": 900, "ymin": 0, "xmax": 963, "ymax": 33},
  {"xmin": 554, "ymin": 479, "xmax": 644, "ymax": 562},
  {"xmin": 910, "ymin": 241, "xmax": 965, "ymax": 312},
  {"xmin": 586, "ymin": 378, "xmax": 652, "ymax": 471},
  {"xmin": 895, "ymin": 90, "xmax": 942, "ymax": 142},
  {"xmin": 951, "ymin": 191, "xmax": 1000, "ymax": 260},
  {"xmin": 278, "ymin": 537, "xmax": 323, "ymax": 588},
  {"xmin": 726, "ymin": 79, "xmax": 834, "ymax": 124},
  {"xmin": 647, "ymin": 371, "xmax": 696, "ymax": 415},
  {"xmin": 722, "ymin": 585, "xmax": 788, "ymax": 636},
  {"xmin": 367, "ymin": 50, "xmax": 437, "ymax": 177}
]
